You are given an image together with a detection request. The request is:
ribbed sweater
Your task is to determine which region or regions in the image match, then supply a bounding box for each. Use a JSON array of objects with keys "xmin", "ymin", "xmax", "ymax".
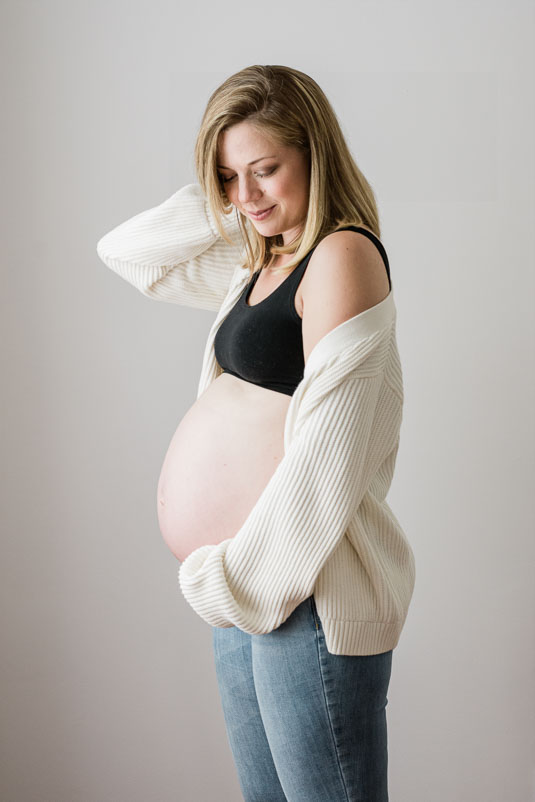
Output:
[{"xmin": 96, "ymin": 183, "xmax": 416, "ymax": 656}]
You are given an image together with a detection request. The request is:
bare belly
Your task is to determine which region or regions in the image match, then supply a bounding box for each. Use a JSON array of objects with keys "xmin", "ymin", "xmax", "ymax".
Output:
[{"xmin": 157, "ymin": 372, "xmax": 292, "ymax": 563}]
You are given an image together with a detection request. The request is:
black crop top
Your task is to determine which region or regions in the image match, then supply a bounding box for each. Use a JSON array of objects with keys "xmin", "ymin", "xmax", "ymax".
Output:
[{"xmin": 213, "ymin": 225, "xmax": 391, "ymax": 396}]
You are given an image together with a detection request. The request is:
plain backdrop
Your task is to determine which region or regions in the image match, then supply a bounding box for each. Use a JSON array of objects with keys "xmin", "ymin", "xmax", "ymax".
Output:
[{"xmin": 1, "ymin": 0, "xmax": 534, "ymax": 800}]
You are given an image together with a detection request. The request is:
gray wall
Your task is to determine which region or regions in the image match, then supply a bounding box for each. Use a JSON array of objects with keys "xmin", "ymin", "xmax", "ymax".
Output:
[{"xmin": 1, "ymin": 0, "xmax": 534, "ymax": 800}]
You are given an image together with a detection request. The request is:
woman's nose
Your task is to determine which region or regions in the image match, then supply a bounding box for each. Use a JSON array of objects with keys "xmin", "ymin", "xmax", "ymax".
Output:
[{"xmin": 237, "ymin": 177, "xmax": 263, "ymax": 206}]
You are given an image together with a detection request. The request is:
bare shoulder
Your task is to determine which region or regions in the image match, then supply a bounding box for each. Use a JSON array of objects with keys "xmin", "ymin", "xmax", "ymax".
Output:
[{"xmin": 300, "ymin": 228, "xmax": 391, "ymax": 365}]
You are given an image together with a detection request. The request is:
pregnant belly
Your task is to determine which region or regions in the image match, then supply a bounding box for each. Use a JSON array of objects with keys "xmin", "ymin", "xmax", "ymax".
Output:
[{"xmin": 157, "ymin": 372, "xmax": 291, "ymax": 563}]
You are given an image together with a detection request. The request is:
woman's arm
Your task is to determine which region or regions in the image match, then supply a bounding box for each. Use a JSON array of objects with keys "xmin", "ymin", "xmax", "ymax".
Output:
[{"xmin": 96, "ymin": 183, "xmax": 245, "ymax": 311}]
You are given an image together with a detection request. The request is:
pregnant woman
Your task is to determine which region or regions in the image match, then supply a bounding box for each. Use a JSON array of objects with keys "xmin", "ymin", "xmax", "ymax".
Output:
[{"xmin": 97, "ymin": 64, "xmax": 416, "ymax": 802}]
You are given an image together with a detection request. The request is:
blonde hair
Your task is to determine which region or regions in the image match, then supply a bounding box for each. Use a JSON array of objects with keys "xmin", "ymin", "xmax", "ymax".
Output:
[{"xmin": 194, "ymin": 64, "xmax": 382, "ymax": 279}]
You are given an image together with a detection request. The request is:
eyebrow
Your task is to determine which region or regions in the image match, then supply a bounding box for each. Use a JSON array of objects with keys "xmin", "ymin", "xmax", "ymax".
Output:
[{"xmin": 216, "ymin": 155, "xmax": 276, "ymax": 170}]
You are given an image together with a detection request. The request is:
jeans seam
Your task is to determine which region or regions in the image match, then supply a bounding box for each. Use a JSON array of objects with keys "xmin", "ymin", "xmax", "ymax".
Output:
[{"xmin": 313, "ymin": 622, "xmax": 351, "ymax": 802}]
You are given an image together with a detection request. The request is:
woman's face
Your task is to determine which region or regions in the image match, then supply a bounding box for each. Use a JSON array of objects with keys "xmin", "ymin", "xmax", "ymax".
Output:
[{"xmin": 216, "ymin": 120, "xmax": 310, "ymax": 247}]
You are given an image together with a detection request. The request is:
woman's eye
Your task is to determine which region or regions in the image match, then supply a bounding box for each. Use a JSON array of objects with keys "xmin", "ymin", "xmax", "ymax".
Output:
[
  {"xmin": 219, "ymin": 167, "xmax": 277, "ymax": 184},
  {"xmin": 256, "ymin": 167, "xmax": 276, "ymax": 178}
]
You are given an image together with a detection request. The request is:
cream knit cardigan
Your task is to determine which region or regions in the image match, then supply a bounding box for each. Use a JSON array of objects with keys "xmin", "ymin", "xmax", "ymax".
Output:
[{"xmin": 96, "ymin": 183, "xmax": 416, "ymax": 656}]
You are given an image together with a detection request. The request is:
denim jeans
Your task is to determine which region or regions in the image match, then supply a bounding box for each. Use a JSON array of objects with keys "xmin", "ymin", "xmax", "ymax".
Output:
[{"xmin": 212, "ymin": 594, "xmax": 393, "ymax": 802}]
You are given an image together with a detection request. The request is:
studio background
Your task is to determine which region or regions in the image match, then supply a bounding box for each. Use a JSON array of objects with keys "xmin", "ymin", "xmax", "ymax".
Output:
[{"xmin": 1, "ymin": 1, "xmax": 534, "ymax": 800}]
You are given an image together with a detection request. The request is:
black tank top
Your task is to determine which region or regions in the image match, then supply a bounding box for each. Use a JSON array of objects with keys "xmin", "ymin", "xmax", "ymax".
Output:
[{"xmin": 213, "ymin": 225, "xmax": 391, "ymax": 396}]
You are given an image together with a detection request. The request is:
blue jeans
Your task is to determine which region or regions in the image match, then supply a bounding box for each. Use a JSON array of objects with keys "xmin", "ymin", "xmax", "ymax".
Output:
[{"xmin": 212, "ymin": 594, "xmax": 393, "ymax": 802}]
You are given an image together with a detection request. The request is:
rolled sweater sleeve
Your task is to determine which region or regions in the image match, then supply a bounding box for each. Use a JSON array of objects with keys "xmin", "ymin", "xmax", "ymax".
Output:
[
  {"xmin": 96, "ymin": 183, "xmax": 244, "ymax": 311},
  {"xmin": 178, "ymin": 349, "xmax": 391, "ymax": 634}
]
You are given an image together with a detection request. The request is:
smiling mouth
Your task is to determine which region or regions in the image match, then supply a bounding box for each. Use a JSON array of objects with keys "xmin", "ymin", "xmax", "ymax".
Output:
[{"xmin": 247, "ymin": 205, "xmax": 276, "ymax": 218}]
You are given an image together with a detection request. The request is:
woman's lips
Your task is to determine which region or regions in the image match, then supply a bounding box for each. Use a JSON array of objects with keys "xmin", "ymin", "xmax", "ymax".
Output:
[{"xmin": 248, "ymin": 205, "xmax": 276, "ymax": 220}]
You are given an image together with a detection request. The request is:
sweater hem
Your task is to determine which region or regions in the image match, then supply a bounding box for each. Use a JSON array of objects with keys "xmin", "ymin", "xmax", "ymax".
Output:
[{"xmin": 320, "ymin": 616, "xmax": 405, "ymax": 656}]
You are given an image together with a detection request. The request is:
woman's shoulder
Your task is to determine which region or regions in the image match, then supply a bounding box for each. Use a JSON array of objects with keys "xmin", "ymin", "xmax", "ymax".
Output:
[{"xmin": 300, "ymin": 229, "xmax": 392, "ymax": 364}]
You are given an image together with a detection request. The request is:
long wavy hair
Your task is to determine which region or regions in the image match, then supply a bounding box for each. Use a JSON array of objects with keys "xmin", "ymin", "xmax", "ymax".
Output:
[{"xmin": 194, "ymin": 64, "xmax": 381, "ymax": 280}]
